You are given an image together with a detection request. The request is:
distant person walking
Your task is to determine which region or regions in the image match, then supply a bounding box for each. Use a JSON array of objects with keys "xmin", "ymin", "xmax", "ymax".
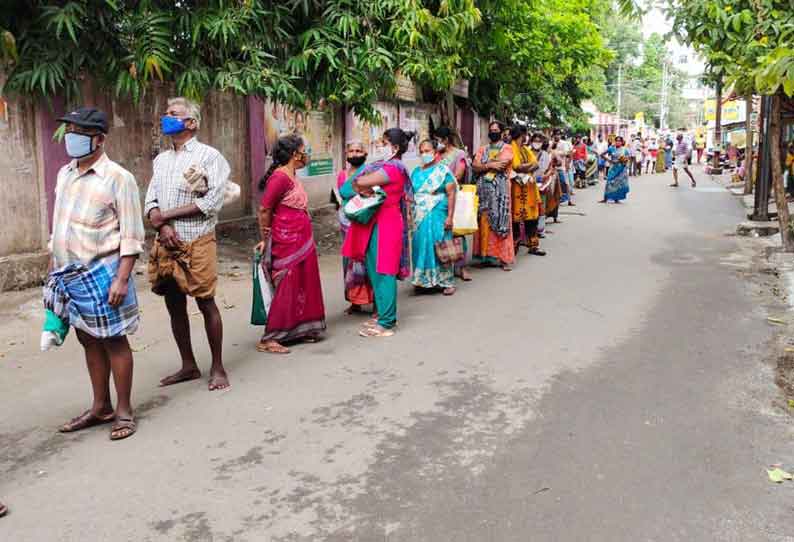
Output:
[
  {"xmin": 670, "ymin": 134, "xmax": 697, "ymax": 188},
  {"xmin": 600, "ymin": 136, "xmax": 630, "ymax": 204}
]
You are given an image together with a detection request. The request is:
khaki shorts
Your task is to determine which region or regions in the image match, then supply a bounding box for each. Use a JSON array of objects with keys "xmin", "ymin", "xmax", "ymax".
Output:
[{"xmin": 148, "ymin": 232, "xmax": 218, "ymax": 299}]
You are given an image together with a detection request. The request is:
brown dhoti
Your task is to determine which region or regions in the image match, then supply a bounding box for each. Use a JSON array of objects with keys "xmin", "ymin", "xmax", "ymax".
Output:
[{"xmin": 148, "ymin": 232, "xmax": 218, "ymax": 299}]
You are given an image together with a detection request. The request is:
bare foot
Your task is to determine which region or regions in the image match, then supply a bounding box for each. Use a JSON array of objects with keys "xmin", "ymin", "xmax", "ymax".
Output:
[
  {"xmin": 208, "ymin": 370, "xmax": 231, "ymax": 391},
  {"xmin": 159, "ymin": 367, "xmax": 202, "ymax": 387},
  {"xmin": 460, "ymin": 268, "xmax": 473, "ymax": 282}
]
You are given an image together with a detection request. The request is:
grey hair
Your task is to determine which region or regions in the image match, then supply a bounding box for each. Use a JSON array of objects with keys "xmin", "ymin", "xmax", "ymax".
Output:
[
  {"xmin": 168, "ymin": 97, "xmax": 201, "ymax": 129},
  {"xmin": 345, "ymin": 139, "xmax": 365, "ymax": 150}
]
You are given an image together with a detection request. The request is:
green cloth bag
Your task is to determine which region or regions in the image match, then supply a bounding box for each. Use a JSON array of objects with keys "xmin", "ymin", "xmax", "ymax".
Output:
[
  {"xmin": 250, "ymin": 251, "xmax": 273, "ymax": 326},
  {"xmin": 343, "ymin": 187, "xmax": 386, "ymax": 224}
]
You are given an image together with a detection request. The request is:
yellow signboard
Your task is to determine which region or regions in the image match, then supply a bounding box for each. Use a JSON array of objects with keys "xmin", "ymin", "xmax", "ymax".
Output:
[{"xmin": 704, "ymin": 99, "xmax": 745, "ymax": 123}]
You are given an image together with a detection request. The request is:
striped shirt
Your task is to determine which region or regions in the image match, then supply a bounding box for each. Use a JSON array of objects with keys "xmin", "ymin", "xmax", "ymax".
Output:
[
  {"xmin": 144, "ymin": 137, "xmax": 230, "ymax": 242},
  {"xmin": 50, "ymin": 154, "xmax": 145, "ymax": 269}
]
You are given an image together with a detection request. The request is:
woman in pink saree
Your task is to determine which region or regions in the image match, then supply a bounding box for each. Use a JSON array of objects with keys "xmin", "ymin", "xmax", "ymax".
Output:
[{"xmin": 256, "ymin": 135, "xmax": 326, "ymax": 354}]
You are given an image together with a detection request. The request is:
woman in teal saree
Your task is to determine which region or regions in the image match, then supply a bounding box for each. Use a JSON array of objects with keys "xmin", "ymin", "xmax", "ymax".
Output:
[{"xmin": 410, "ymin": 140, "xmax": 458, "ymax": 295}]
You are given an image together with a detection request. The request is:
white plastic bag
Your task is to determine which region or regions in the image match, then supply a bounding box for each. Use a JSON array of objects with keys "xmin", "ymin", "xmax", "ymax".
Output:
[{"xmin": 453, "ymin": 185, "xmax": 479, "ymax": 236}]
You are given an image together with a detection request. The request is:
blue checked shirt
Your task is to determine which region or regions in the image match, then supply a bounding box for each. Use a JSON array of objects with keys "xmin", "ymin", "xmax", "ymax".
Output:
[{"xmin": 144, "ymin": 138, "xmax": 230, "ymax": 242}]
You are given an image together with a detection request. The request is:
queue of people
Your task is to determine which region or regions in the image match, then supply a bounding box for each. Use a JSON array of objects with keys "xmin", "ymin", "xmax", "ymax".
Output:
[{"xmin": 39, "ymin": 96, "xmax": 636, "ymax": 449}]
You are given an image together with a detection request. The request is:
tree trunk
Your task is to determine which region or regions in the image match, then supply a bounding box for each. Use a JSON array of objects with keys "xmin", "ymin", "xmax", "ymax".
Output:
[
  {"xmin": 743, "ymin": 93, "xmax": 754, "ymax": 195},
  {"xmin": 769, "ymin": 94, "xmax": 794, "ymax": 251},
  {"xmin": 446, "ymin": 89, "xmax": 456, "ymax": 131},
  {"xmin": 713, "ymin": 78, "xmax": 723, "ymax": 171}
]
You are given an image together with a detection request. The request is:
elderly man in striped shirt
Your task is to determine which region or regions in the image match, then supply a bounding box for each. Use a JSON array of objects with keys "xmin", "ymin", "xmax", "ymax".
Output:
[
  {"xmin": 145, "ymin": 97, "xmax": 231, "ymax": 392},
  {"xmin": 51, "ymin": 107, "xmax": 145, "ymax": 441}
]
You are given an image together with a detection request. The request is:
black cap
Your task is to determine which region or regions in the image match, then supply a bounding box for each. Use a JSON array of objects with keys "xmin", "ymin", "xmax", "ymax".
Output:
[{"xmin": 57, "ymin": 107, "xmax": 109, "ymax": 133}]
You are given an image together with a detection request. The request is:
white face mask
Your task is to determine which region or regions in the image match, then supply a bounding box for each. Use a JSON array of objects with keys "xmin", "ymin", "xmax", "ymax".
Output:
[
  {"xmin": 532, "ymin": 142, "xmax": 542, "ymax": 150},
  {"xmin": 436, "ymin": 142, "xmax": 446, "ymax": 152},
  {"xmin": 374, "ymin": 144, "xmax": 396, "ymax": 162}
]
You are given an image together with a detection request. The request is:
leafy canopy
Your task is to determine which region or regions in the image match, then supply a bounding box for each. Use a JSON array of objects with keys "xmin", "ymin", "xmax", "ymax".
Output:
[{"xmin": 1, "ymin": 0, "xmax": 614, "ymax": 125}]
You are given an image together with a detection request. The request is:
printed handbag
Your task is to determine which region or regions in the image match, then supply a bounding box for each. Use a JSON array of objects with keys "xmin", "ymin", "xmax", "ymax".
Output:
[
  {"xmin": 343, "ymin": 187, "xmax": 386, "ymax": 224},
  {"xmin": 452, "ymin": 184, "xmax": 479, "ymax": 236},
  {"xmin": 435, "ymin": 237, "xmax": 465, "ymax": 265},
  {"xmin": 250, "ymin": 250, "xmax": 275, "ymax": 326}
]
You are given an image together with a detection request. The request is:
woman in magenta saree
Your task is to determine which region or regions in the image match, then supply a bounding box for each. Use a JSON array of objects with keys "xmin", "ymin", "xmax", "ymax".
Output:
[{"xmin": 256, "ymin": 135, "xmax": 326, "ymax": 354}]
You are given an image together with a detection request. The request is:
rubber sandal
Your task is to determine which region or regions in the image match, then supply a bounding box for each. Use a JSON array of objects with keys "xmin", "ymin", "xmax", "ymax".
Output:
[
  {"xmin": 442, "ymin": 287, "xmax": 456, "ymax": 296},
  {"xmin": 359, "ymin": 326, "xmax": 395, "ymax": 338},
  {"xmin": 109, "ymin": 417, "xmax": 137, "ymax": 441},
  {"xmin": 208, "ymin": 375, "xmax": 231, "ymax": 391},
  {"xmin": 59, "ymin": 410, "xmax": 115, "ymax": 433},
  {"xmin": 256, "ymin": 341, "xmax": 291, "ymax": 354}
]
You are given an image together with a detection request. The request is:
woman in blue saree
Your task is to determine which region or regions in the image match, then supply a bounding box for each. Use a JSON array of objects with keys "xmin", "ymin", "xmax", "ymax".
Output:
[
  {"xmin": 410, "ymin": 139, "xmax": 458, "ymax": 295},
  {"xmin": 600, "ymin": 136, "xmax": 630, "ymax": 204}
]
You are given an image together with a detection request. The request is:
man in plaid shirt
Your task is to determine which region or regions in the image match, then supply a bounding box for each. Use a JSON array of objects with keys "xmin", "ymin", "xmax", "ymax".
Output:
[
  {"xmin": 51, "ymin": 107, "xmax": 144, "ymax": 441},
  {"xmin": 145, "ymin": 97, "xmax": 231, "ymax": 391}
]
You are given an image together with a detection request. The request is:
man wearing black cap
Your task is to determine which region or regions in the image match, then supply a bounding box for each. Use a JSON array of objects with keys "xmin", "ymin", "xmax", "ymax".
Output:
[{"xmin": 47, "ymin": 107, "xmax": 144, "ymax": 441}]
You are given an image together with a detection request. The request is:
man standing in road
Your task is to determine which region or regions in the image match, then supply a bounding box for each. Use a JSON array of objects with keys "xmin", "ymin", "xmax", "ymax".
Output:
[
  {"xmin": 595, "ymin": 133, "xmax": 608, "ymax": 180},
  {"xmin": 670, "ymin": 133, "xmax": 697, "ymax": 188},
  {"xmin": 51, "ymin": 107, "xmax": 144, "ymax": 441},
  {"xmin": 145, "ymin": 97, "xmax": 232, "ymax": 391}
]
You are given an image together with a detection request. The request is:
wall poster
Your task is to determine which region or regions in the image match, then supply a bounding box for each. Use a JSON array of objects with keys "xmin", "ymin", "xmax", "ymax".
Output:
[{"xmin": 263, "ymin": 101, "xmax": 335, "ymax": 178}]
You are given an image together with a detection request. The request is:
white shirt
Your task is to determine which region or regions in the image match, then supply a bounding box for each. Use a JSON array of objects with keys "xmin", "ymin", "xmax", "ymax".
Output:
[
  {"xmin": 596, "ymin": 141, "xmax": 608, "ymax": 155},
  {"xmin": 144, "ymin": 137, "xmax": 230, "ymax": 242}
]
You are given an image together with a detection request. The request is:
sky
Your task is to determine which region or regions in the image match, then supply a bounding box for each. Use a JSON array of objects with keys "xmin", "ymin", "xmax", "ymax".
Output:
[{"xmin": 641, "ymin": 6, "xmax": 705, "ymax": 77}]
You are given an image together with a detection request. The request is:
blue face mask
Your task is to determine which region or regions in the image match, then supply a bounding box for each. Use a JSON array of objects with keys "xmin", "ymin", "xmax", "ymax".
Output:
[
  {"xmin": 421, "ymin": 152, "xmax": 435, "ymax": 165},
  {"xmin": 64, "ymin": 132, "xmax": 96, "ymax": 159},
  {"xmin": 161, "ymin": 116, "xmax": 188, "ymax": 135}
]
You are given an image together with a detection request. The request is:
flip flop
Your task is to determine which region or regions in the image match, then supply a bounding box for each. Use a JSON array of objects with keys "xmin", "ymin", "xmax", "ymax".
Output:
[
  {"xmin": 59, "ymin": 410, "xmax": 115, "ymax": 433},
  {"xmin": 442, "ymin": 287, "xmax": 456, "ymax": 296},
  {"xmin": 256, "ymin": 341, "xmax": 291, "ymax": 354},
  {"xmin": 109, "ymin": 417, "xmax": 137, "ymax": 441},
  {"xmin": 359, "ymin": 326, "xmax": 395, "ymax": 338},
  {"xmin": 0, "ymin": 502, "xmax": 8, "ymax": 517},
  {"xmin": 208, "ymin": 374, "xmax": 231, "ymax": 391}
]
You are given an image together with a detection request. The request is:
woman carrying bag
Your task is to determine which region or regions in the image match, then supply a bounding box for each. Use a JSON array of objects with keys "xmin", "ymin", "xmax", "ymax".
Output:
[
  {"xmin": 341, "ymin": 128, "xmax": 414, "ymax": 338},
  {"xmin": 410, "ymin": 139, "xmax": 458, "ymax": 295},
  {"xmin": 255, "ymin": 135, "xmax": 326, "ymax": 354}
]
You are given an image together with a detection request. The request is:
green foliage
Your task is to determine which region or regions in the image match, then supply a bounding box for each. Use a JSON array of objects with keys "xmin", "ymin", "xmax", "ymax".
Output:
[
  {"xmin": 0, "ymin": 0, "xmax": 614, "ymax": 126},
  {"xmin": 669, "ymin": 0, "xmax": 794, "ymax": 97}
]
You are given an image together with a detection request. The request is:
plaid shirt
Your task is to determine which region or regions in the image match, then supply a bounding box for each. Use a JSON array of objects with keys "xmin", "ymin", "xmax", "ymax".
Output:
[
  {"xmin": 50, "ymin": 154, "xmax": 145, "ymax": 269},
  {"xmin": 144, "ymin": 137, "xmax": 230, "ymax": 242}
]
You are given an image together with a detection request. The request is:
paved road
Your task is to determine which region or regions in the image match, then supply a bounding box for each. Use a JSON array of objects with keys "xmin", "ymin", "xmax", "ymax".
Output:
[{"xmin": 2, "ymin": 167, "xmax": 793, "ymax": 541}]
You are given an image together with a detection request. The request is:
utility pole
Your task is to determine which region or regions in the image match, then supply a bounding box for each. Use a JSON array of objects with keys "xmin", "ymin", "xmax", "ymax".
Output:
[
  {"xmin": 659, "ymin": 61, "xmax": 668, "ymax": 131},
  {"xmin": 712, "ymin": 76, "xmax": 723, "ymax": 174},
  {"xmin": 617, "ymin": 64, "xmax": 622, "ymax": 137}
]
